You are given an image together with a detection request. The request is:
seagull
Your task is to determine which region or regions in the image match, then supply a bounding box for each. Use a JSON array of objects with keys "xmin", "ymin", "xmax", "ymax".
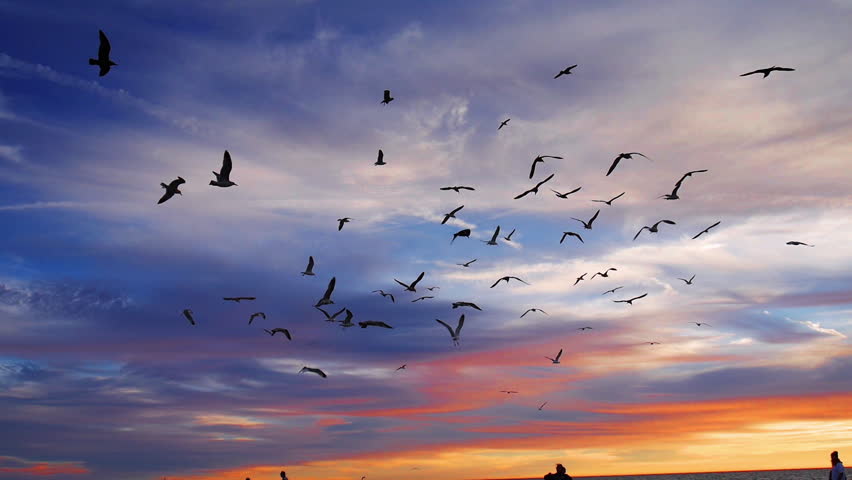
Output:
[
  {"xmin": 678, "ymin": 274, "xmax": 695, "ymax": 285},
  {"xmin": 573, "ymin": 273, "xmax": 587, "ymax": 286},
  {"xmin": 299, "ymin": 366, "xmax": 327, "ymax": 378},
  {"xmin": 633, "ymin": 220, "xmax": 676, "ymax": 241},
  {"xmin": 89, "ymin": 29, "xmax": 117, "ymax": 76},
  {"xmin": 645, "ymin": 341, "xmax": 661, "ymax": 345},
  {"xmin": 451, "ymin": 228, "xmax": 471, "ymax": 244},
  {"xmin": 381, "ymin": 89, "xmax": 394, "ymax": 104},
  {"xmin": 248, "ymin": 312, "xmax": 266, "ymax": 325},
  {"xmin": 692, "ymin": 221, "xmax": 720, "ymax": 240},
  {"xmin": 553, "ymin": 64, "xmax": 577, "ymax": 79},
  {"xmin": 514, "ymin": 173, "xmax": 555, "ymax": 199},
  {"xmin": 395, "ymin": 272, "xmax": 425, "ymax": 292},
  {"xmin": 436, "ymin": 315, "xmax": 464, "ymax": 346},
  {"xmin": 591, "ymin": 268, "xmax": 617, "ymax": 279},
  {"xmin": 591, "ymin": 192, "xmax": 626, "ymax": 206},
  {"xmin": 490, "ymin": 276, "xmax": 530, "ymax": 288},
  {"xmin": 209, "ymin": 150, "xmax": 238, "ymax": 187},
  {"xmin": 440, "ymin": 186, "xmax": 475, "ymax": 193},
  {"xmin": 483, "ymin": 225, "xmax": 501, "ymax": 245},
  {"xmin": 224, "ymin": 297, "xmax": 256, "ymax": 303},
  {"xmin": 372, "ymin": 290, "xmax": 395, "ymax": 303},
  {"xmin": 316, "ymin": 306, "xmax": 346, "ymax": 322},
  {"xmin": 498, "ymin": 118, "xmax": 510, "ymax": 130},
  {"xmin": 521, "ymin": 308, "xmax": 547, "ymax": 318},
  {"xmin": 577, "ymin": 326, "xmax": 593, "ymax": 331},
  {"xmin": 552, "ymin": 187, "xmax": 582, "ymax": 198},
  {"xmin": 787, "ymin": 241, "xmax": 814, "ymax": 247},
  {"xmin": 659, "ymin": 170, "xmax": 708, "ymax": 200},
  {"xmin": 690, "ymin": 322, "xmax": 712, "ymax": 327},
  {"xmin": 158, "ymin": 177, "xmax": 185, "ymax": 204},
  {"xmin": 740, "ymin": 66, "xmax": 795, "ymax": 78},
  {"xmin": 339, "ymin": 309, "xmax": 355, "ymax": 328},
  {"xmin": 396, "ymin": 364, "xmax": 407, "ymax": 371},
  {"xmin": 301, "ymin": 256, "xmax": 316, "ymax": 276},
  {"xmin": 315, "ymin": 277, "xmax": 336, "ymax": 307},
  {"xmin": 264, "ymin": 328, "xmax": 292, "ymax": 340},
  {"xmin": 529, "ymin": 155, "xmax": 563, "ymax": 179},
  {"xmin": 375, "ymin": 149, "xmax": 386, "ymax": 166},
  {"xmin": 570, "ymin": 209, "xmax": 600, "ymax": 230},
  {"xmin": 602, "ymin": 286, "xmax": 624, "ymax": 295},
  {"xmin": 452, "ymin": 301, "xmax": 482, "ymax": 311},
  {"xmin": 359, "ymin": 320, "xmax": 393, "ymax": 329},
  {"xmin": 614, "ymin": 293, "xmax": 648, "ymax": 305},
  {"xmin": 426, "ymin": 286, "xmax": 440, "ymax": 291},
  {"xmin": 499, "ymin": 390, "xmax": 519, "ymax": 394},
  {"xmin": 182, "ymin": 309, "xmax": 195, "ymax": 325},
  {"xmin": 441, "ymin": 205, "xmax": 464, "ymax": 225},
  {"xmin": 337, "ymin": 218, "xmax": 351, "ymax": 231},
  {"xmin": 412, "ymin": 296, "xmax": 434, "ymax": 303},
  {"xmin": 503, "ymin": 229, "xmax": 516, "ymax": 241},
  {"xmin": 560, "ymin": 231, "xmax": 583, "ymax": 244},
  {"xmin": 606, "ymin": 152, "xmax": 652, "ymax": 176},
  {"xmin": 457, "ymin": 259, "xmax": 477, "ymax": 268},
  {"xmin": 545, "ymin": 348, "xmax": 563, "ymax": 364},
  {"xmin": 538, "ymin": 402, "xmax": 548, "ymax": 411}
]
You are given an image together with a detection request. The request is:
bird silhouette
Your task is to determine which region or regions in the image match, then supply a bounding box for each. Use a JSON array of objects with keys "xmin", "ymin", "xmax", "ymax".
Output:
[
  {"xmin": 545, "ymin": 348, "xmax": 563, "ymax": 364},
  {"xmin": 224, "ymin": 297, "xmax": 256, "ymax": 303},
  {"xmin": 529, "ymin": 155, "xmax": 562, "ymax": 179},
  {"xmin": 426, "ymin": 286, "xmax": 440, "ymax": 291},
  {"xmin": 570, "ymin": 209, "xmax": 600, "ymax": 230},
  {"xmin": 577, "ymin": 326, "xmax": 593, "ymax": 331},
  {"xmin": 158, "ymin": 177, "xmax": 185, "ymax": 204},
  {"xmin": 490, "ymin": 276, "xmax": 530, "ymax": 288},
  {"xmin": 442, "ymin": 205, "xmax": 464, "ymax": 225},
  {"xmin": 381, "ymin": 89, "xmax": 394, "ymax": 104},
  {"xmin": 551, "ymin": 187, "xmax": 582, "ymax": 198},
  {"xmin": 301, "ymin": 256, "xmax": 316, "ymax": 276},
  {"xmin": 264, "ymin": 328, "xmax": 292, "ymax": 340},
  {"xmin": 440, "ymin": 186, "xmax": 475, "ymax": 193},
  {"xmin": 457, "ymin": 258, "xmax": 477, "ymax": 267},
  {"xmin": 503, "ymin": 229, "xmax": 516, "ymax": 241},
  {"xmin": 452, "ymin": 229, "xmax": 471, "ymax": 244},
  {"xmin": 316, "ymin": 306, "xmax": 345, "ymax": 322},
  {"xmin": 248, "ymin": 312, "xmax": 266, "ymax": 325},
  {"xmin": 520, "ymin": 308, "xmax": 547, "ymax": 318},
  {"xmin": 412, "ymin": 296, "xmax": 434, "ymax": 303},
  {"xmin": 359, "ymin": 320, "xmax": 393, "ymax": 329},
  {"xmin": 560, "ymin": 231, "xmax": 583, "ymax": 244},
  {"xmin": 786, "ymin": 241, "xmax": 814, "ymax": 247},
  {"xmin": 452, "ymin": 301, "xmax": 482, "ymax": 311},
  {"xmin": 337, "ymin": 218, "xmax": 351, "ymax": 231},
  {"xmin": 692, "ymin": 221, "xmax": 721, "ymax": 239},
  {"xmin": 396, "ymin": 364, "xmax": 407, "ymax": 371},
  {"xmin": 553, "ymin": 64, "xmax": 577, "ymax": 79},
  {"xmin": 210, "ymin": 150, "xmax": 238, "ymax": 187},
  {"xmin": 436, "ymin": 315, "xmax": 464, "ymax": 346},
  {"xmin": 614, "ymin": 293, "xmax": 648, "ymax": 305},
  {"xmin": 690, "ymin": 322, "xmax": 712, "ymax": 327},
  {"xmin": 740, "ymin": 66, "xmax": 795, "ymax": 78},
  {"xmin": 339, "ymin": 309, "xmax": 355, "ymax": 328},
  {"xmin": 89, "ymin": 29, "xmax": 117, "ymax": 76},
  {"xmin": 499, "ymin": 390, "xmax": 519, "ymax": 394},
  {"xmin": 591, "ymin": 192, "xmax": 626, "ymax": 206},
  {"xmin": 498, "ymin": 118, "xmax": 510, "ymax": 130},
  {"xmin": 315, "ymin": 277, "xmax": 336, "ymax": 307},
  {"xmin": 574, "ymin": 273, "xmax": 587, "ymax": 286},
  {"xmin": 606, "ymin": 152, "xmax": 652, "ymax": 176},
  {"xmin": 375, "ymin": 149, "xmax": 386, "ymax": 166},
  {"xmin": 394, "ymin": 272, "xmax": 425, "ymax": 292},
  {"xmin": 602, "ymin": 286, "xmax": 624, "ymax": 295},
  {"xmin": 659, "ymin": 170, "xmax": 708, "ymax": 200},
  {"xmin": 371, "ymin": 290, "xmax": 395, "ymax": 303},
  {"xmin": 538, "ymin": 402, "xmax": 548, "ymax": 411},
  {"xmin": 299, "ymin": 366, "xmax": 327, "ymax": 378},
  {"xmin": 591, "ymin": 268, "xmax": 617, "ymax": 279},
  {"xmin": 483, "ymin": 225, "xmax": 501, "ymax": 245},
  {"xmin": 182, "ymin": 309, "xmax": 195, "ymax": 325},
  {"xmin": 514, "ymin": 173, "xmax": 555, "ymax": 199},
  {"xmin": 633, "ymin": 220, "xmax": 676, "ymax": 241},
  {"xmin": 678, "ymin": 274, "xmax": 695, "ymax": 285}
]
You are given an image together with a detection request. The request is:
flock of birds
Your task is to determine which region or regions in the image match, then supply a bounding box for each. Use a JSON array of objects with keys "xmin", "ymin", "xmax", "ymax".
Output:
[{"xmin": 87, "ymin": 29, "xmax": 816, "ymax": 407}]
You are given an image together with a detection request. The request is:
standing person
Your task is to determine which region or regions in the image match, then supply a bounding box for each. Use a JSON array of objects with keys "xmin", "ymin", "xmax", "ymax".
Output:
[
  {"xmin": 544, "ymin": 463, "xmax": 573, "ymax": 480},
  {"xmin": 280, "ymin": 471, "xmax": 288, "ymax": 480},
  {"xmin": 831, "ymin": 452, "xmax": 846, "ymax": 480}
]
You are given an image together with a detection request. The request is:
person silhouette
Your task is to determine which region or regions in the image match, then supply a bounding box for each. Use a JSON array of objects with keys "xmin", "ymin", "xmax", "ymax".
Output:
[
  {"xmin": 544, "ymin": 463, "xmax": 572, "ymax": 480},
  {"xmin": 830, "ymin": 451, "xmax": 845, "ymax": 480},
  {"xmin": 280, "ymin": 471, "xmax": 288, "ymax": 480}
]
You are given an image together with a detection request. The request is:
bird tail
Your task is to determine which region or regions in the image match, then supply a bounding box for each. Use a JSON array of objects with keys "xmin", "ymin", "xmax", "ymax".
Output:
[
  {"xmin": 88, "ymin": 58, "xmax": 98, "ymax": 65},
  {"xmin": 161, "ymin": 183, "xmax": 168, "ymax": 189}
]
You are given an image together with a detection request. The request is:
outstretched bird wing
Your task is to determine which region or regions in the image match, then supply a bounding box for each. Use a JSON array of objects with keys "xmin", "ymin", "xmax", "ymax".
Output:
[
  {"xmin": 587, "ymin": 210, "xmax": 600, "ymax": 227},
  {"xmin": 633, "ymin": 227, "xmax": 649, "ymax": 241},
  {"xmin": 606, "ymin": 155, "xmax": 622, "ymax": 176},
  {"xmin": 740, "ymin": 68, "xmax": 766, "ymax": 77},
  {"xmin": 535, "ymin": 173, "xmax": 555, "ymax": 189},
  {"xmin": 98, "ymin": 30, "xmax": 111, "ymax": 58},
  {"xmin": 435, "ymin": 318, "xmax": 455, "ymax": 337},
  {"xmin": 455, "ymin": 314, "xmax": 465, "ymax": 335},
  {"xmin": 221, "ymin": 150, "xmax": 233, "ymax": 179},
  {"xmin": 409, "ymin": 272, "xmax": 425, "ymax": 289},
  {"xmin": 490, "ymin": 277, "xmax": 505, "ymax": 288},
  {"xmin": 322, "ymin": 277, "xmax": 336, "ymax": 299},
  {"xmin": 555, "ymin": 349, "xmax": 563, "ymax": 361},
  {"xmin": 529, "ymin": 158, "xmax": 542, "ymax": 179}
]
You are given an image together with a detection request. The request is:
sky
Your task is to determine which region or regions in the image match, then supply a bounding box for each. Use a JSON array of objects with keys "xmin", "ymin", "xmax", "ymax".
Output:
[{"xmin": 1, "ymin": 1, "xmax": 852, "ymax": 479}]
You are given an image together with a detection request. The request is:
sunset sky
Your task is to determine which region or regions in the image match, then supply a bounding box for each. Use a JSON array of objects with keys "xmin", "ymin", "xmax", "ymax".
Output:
[{"xmin": 1, "ymin": 1, "xmax": 852, "ymax": 479}]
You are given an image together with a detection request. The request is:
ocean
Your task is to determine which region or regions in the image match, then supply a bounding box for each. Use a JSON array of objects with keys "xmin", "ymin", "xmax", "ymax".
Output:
[{"xmin": 508, "ymin": 469, "xmax": 828, "ymax": 480}]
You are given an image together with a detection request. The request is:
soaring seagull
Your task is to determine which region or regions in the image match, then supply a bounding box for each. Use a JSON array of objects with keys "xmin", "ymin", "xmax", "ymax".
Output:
[
  {"xmin": 248, "ymin": 312, "xmax": 266, "ymax": 325},
  {"xmin": 457, "ymin": 258, "xmax": 477, "ymax": 268},
  {"xmin": 690, "ymin": 322, "xmax": 712, "ymax": 327},
  {"xmin": 545, "ymin": 348, "xmax": 563, "ymax": 364},
  {"xmin": 452, "ymin": 228, "xmax": 471, "ymax": 244},
  {"xmin": 315, "ymin": 277, "xmax": 336, "ymax": 307},
  {"xmin": 633, "ymin": 220, "xmax": 676, "ymax": 241},
  {"xmin": 490, "ymin": 276, "xmax": 530, "ymax": 288},
  {"xmin": 538, "ymin": 402, "xmax": 548, "ymax": 411},
  {"xmin": 574, "ymin": 273, "xmax": 587, "ymax": 286},
  {"xmin": 577, "ymin": 326, "xmax": 593, "ymax": 331},
  {"xmin": 440, "ymin": 185, "xmax": 475, "ymax": 193},
  {"xmin": 521, "ymin": 308, "xmax": 547, "ymax": 318},
  {"xmin": 264, "ymin": 328, "xmax": 292, "ymax": 340},
  {"xmin": 396, "ymin": 364, "xmax": 407, "ymax": 371},
  {"xmin": 552, "ymin": 187, "xmax": 582, "ymax": 198},
  {"xmin": 301, "ymin": 256, "xmax": 316, "ymax": 276},
  {"xmin": 529, "ymin": 155, "xmax": 563, "ymax": 179},
  {"xmin": 554, "ymin": 64, "xmax": 577, "ymax": 79},
  {"xmin": 412, "ymin": 296, "xmax": 434, "ymax": 303},
  {"xmin": 740, "ymin": 66, "xmax": 795, "ymax": 78},
  {"xmin": 372, "ymin": 290, "xmax": 395, "ymax": 303},
  {"xmin": 182, "ymin": 309, "xmax": 195, "ymax": 326},
  {"xmin": 591, "ymin": 192, "xmax": 626, "ymax": 206},
  {"xmin": 395, "ymin": 272, "xmax": 425, "ymax": 292},
  {"xmin": 483, "ymin": 225, "xmax": 501, "ymax": 245},
  {"xmin": 158, "ymin": 177, "xmax": 185, "ymax": 204},
  {"xmin": 591, "ymin": 268, "xmax": 617, "ymax": 279},
  {"xmin": 224, "ymin": 297, "xmax": 256, "ymax": 303},
  {"xmin": 692, "ymin": 221, "xmax": 720, "ymax": 240},
  {"xmin": 613, "ymin": 293, "xmax": 648, "ymax": 305},
  {"xmin": 442, "ymin": 205, "xmax": 464, "ymax": 225},
  {"xmin": 659, "ymin": 169, "xmax": 708, "ymax": 200},
  {"xmin": 339, "ymin": 309, "xmax": 355, "ymax": 328},
  {"xmin": 452, "ymin": 301, "xmax": 482, "ymax": 311},
  {"xmin": 89, "ymin": 29, "xmax": 117, "ymax": 76},
  {"xmin": 210, "ymin": 150, "xmax": 238, "ymax": 187},
  {"xmin": 375, "ymin": 149, "xmax": 386, "ymax": 166},
  {"xmin": 436, "ymin": 315, "xmax": 464, "ymax": 346},
  {"xmin": 426, "ymin": 286, "xmax": 440, "ymax": 291},
  {"xmin": 503, "ymin": 229, "xmax": 516, "ymax": 241},
  {"xmin": 678, "ymin": 274, "xmax": 695, "ymax": 285},
  {"xmin": 299, "ymin": 366, "xmax": 327, "ymax": 378},
  {"xmin": 498, "ymin": 118, "xmax": 510, "ymax": 130},
  {"xmin": 560, "ymin": 231, "xmax": 583, "ymax": 244},
  {"xmin": 787, "ymin": 241, "xmax": 814, "ymax": 247},
  {"xmin": 514, "ymin": 173, "xmax": 555, "ymax": 200},
  {"xmin": 359, "ymin": 320, "xmax": 393, "ymax": 329},
  {"xmin": 499, "ymin": 390, "xmax": 519, "ymax": 394},
  {"xmin": 381, "ymin": 89, "xmax": 394, "ymax": 104},
  {"xmin": 602, "ymin": 286, "xmax": 624, "ymax": 295},
  {"xmin": 316, "ymin": 306, "xmax": 345, "ymax": 322},
  {"xmin": 606, "ymin": 152, "xmax": 652, "ymax": 176},
  {"xmin": 337, "ymin": 218, "xmax": 351, "ymax": 231},
  {"xmin": 570, "ymin": 209, "xmax": 600, "ymax": 230}
]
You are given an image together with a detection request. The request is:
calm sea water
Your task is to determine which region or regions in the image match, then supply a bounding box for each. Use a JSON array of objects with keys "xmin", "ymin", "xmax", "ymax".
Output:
[{"xmin": 508, "ymin": 469, "xmax": 828, "ymax": 480}]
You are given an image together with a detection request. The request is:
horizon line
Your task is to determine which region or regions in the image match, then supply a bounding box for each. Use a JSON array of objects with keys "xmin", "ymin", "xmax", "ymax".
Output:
[{"xmin": 477, "ymin": 465, "xmax": 827, "ymax": 480}]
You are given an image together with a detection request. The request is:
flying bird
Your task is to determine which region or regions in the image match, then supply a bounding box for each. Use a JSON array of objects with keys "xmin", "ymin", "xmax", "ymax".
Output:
[
  {"xmin": 426, "ymin": 286, "xmax": 440, "ymax": 291},
  {"xmin": 412, "ymin": 296, "xmax": 434, "ymax": 303},
  {"xmin": 560, "ymin": 231, "xmax": 584, "ymax": 244},
  {"xmin": 499, "ymin": 390, "xmax": 519, "ymax": 394},
  {"xmin": 396, "ymin": 364, "xmax": 407, "ymax": 371},
  {"xmin": 503, "ymin": 228, "xmax": 516, "ymax": 241},
  {"xmin": 690, "ymin": 322, "xmax": 712, "ymax": 327},
  {"xmin": 224, "ymin": 297, "xmax": 256, "ymax": 303},
  {"xmin": 602, "ymin": 286, "xmax": 624, "ymax": 295},
  {"xmin": 570, "ymin": 209, "xmax": 600, "ymax": 230},
  {"xmin": 452, "ymin": 228, "xmax": 471, "ymax": 244},
  {"xmin": 514, "ymin": 173, "xmax": 555, "ymax": 199},
  {"xmin": 264, "ymin": 328, "xmax": 292, "ymax": 340},
  {"xmin": 740, "ymin": 66, "xmax": 795, "ymax": 78},
  {"xmin": 545, "ymin": 348, "xmax": 563, "ymax": 364},
  {"xmin": 440, "ymin": 186, "xmax": 475, "ymax": 193},
  {"xmin": 442, "ymin": 205, "xmax": 464, "ymax": 225},
  {"xmin": 372, "ymin": 290, "xmax": 395, "ymax": 303},
  {"xmin": 552, "ymin": 187, "xmax": 582, "ymax": 198},
  {"xmin": 659, "ymin": 170, "xmax": 708, "ymax": 200},
  {"xmin": 452, "ymin": 301, "xmax": 482, "ymax": 311},
  {"xmin": 553, "ymin": 64, "xmax": 577, "ymax": 79},
  {"xmin": 591, "ymin": 192, "xmax": 626, "ymax": 206},
  {"xmin": 678, "ymin": 275, "xmax": 695, "ymax": 285},
  {"xmin": 457, "ymin": 258, "xmax": 477, "ymax": 268},
  {"xmin": 529, "ymin": 155, "xmax": 563, "ymax": 179},
  {"xmin": 574, "ymin": 273, "xmax": 587, "ymax": 286},
  {"xmin": 182, "ymin": 309, "xmax": 195, "ymax": 326},
  {"xmin": 316, "ymin": 306, "xmax": 346, "ymax": 322},
  {"xmin": 614, "ymin": 293, "xmax": 648, "ymax": 305},
  {"xmin": 301, "ymin": 256, "xmax": 316, "ymax": 276},
  {"xmin": 521, "ymin": 308, "xmax": 547, "ymax": 318},
  {"xmin": 577, "ymin": 326, "xmax": 593, "ymax": 331},
  {"xmin": 786, "ymin": 241, "xmax": 814, "ymax": 247},
  {"xmin": 337, "ymin": 218, "xmax": 351, "ymax": 231},
  {"xmin": 498, "ymin": 118, "xmax": 510, "ymax": 130},
  {"xmin": 299, "ymin": 366, "xmax": 327, "ymax": 378},
  {"xmin": 645, "ymin": 342, "xmax": 661, "ymax": 345},
  {"xmin": 483, "ymin": 225, "xmax": 501, "ymax": 245},
  {"xmin": 339, "ymin": 309, "xmax": 355, "ymax": 328},
  {"xmin": 606, "ymin": 152, "xmax": 652, "ymax": 176},
  {"xmin": 538, "ymin": 402, "xmax": 548, "ymax": 411},
  {"xmin": 209, "ymin": 150, "xmax": 238, "ymax": 187},
  {"xmin": 692, "ymin": 221, "xmax": 721, "ymax": 240},
  {"xmin": 436, "ymin": 315, "xmax": 464, "ymax": 346},
  {"xmin": 359, "ymin": 320, "xmax": 393, "ymax": 329},
  {"xmin": 248, "ymin": 312, "xmax": 266, "ymax": 325},
  {"xmin": 375, "ymin": 149, "xmax": 386, "ymax": 166},
  {"xmin": 591, "ymin": 268, "xmax": 617, "ymax": 279},
  {"xmin": 89, "ymin": 29, "xmax": 117, "ymax": 76},
  {"xmin": 395, "ymin": 272, "xmax": 425, "ymax": 292},
  {"xmin": 381, "ymin": 89, "xmax": 394, "ymax": 104},
  {"xmin": 315, "ymin": 277, "xmax": 336, "ymax": 307},
  {"xmin": 633, "ymin": 220, "xmax": 676, "ymax": 241},
  {"xmin": 490, "ymin": 276, "xmax": 530, "ymax": 288},
  {"xmin": 158, "ymin": 177, "xmax": 185, "ymax": 204}
]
